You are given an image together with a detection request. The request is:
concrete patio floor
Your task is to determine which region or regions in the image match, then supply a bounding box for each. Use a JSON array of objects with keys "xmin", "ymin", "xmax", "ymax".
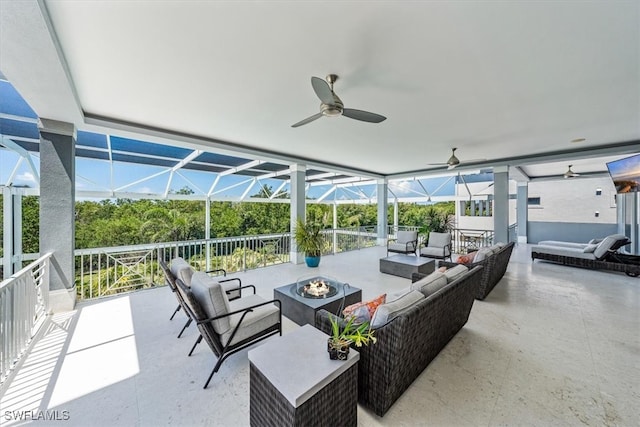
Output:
[{"xmin": 1, "ymin": 244, "xmax": 638, "ymax": 426}]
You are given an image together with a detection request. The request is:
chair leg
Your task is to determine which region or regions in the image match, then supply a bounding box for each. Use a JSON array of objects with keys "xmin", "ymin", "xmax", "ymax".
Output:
[
  {"xmin": 189, "ymin": 335, "xmax": 203, "ymax": 356},
  {"xmin": 169, "ymin": 304, "xmax": 181, "ymax": 320},
  {"xmin": 177, "ymin": 318, "xmax": 192, "ymax": 338},
  {"xmin": 204, "ymin": 356, "xmax": 227, "ymax": 389}
]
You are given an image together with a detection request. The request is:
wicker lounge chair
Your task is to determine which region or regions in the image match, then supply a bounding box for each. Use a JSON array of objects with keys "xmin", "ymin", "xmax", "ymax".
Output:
[{"xmin": 531, "ymin": 234, "xmax": 640, "ymax": 277}]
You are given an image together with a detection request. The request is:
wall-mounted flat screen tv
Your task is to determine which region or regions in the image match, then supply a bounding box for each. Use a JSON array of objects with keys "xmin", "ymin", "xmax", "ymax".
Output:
[{"xmin": 606, "ymin": 153, "xmax": 640, "ymax": 194}]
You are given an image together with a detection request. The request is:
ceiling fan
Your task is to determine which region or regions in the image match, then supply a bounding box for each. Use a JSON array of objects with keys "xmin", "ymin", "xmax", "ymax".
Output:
[
  {"xmin": 428, "ymin": 148, "xmax": 483, "ymax": 170},
  {"xmin": 563, "ymin": 165, "xmax": 580, "ymax": 179},
  {"xmin": 291, "ymin": 74, "xmax": 387, "ymax": 127}
]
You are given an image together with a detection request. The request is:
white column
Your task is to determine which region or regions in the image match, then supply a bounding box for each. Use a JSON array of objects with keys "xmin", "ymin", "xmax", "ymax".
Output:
[
  {"xmin": 205, "ymin": 197, "xmax": 211, "ymax": 270},
  {"xmin": 377, "ymin": 178, "xmax": 388, "ymax": 246},
  {"xmin": 493, "ymin": 166, "xmax": 509, "ymax": 243},
  {"xmin": 332, "ymin": 203, "xmax": 338, "ymax": 254},
  {"xmin": 2, "ymin": 186, "xmax": 13, "ymax": 279},
  {"xmin": 290, "ymin": 164, "xmax": 306, "ymax": 264},
  {"xmin": 516, "ymin": 182, "xmax": 528, "ymax": 243},
  {"xmin": 393, "ymin": 199, "xmax": 399, "ymax": 233},
  {"xmin": 12, "ymin": 190, "xmax": 22, "ymax": 273}
]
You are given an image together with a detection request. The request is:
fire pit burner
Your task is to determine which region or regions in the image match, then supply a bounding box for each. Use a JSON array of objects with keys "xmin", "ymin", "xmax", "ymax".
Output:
[{"xmin": 295, "ymin": 276, "xmax": 339, "ymax": 299}]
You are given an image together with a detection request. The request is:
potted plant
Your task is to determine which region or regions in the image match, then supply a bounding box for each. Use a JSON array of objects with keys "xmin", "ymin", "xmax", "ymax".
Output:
[
  {"xmin": 294, "ymin": 217, "xmax": 324, "ymax": 267},
  {"xmin": 327, "ymin": 315, "xmax": 376, "ymax": 360}
]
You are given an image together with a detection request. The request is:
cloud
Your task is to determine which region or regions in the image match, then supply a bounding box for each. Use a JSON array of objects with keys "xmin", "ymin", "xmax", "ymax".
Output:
[{"xmin": 15, "ymin": 172, "xmax": 37, "ymax": 186}]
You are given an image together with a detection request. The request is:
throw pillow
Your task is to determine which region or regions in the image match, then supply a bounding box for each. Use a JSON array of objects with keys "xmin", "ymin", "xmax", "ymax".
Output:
[
  {"xmin": 473, "ymin": 247, "xmax": 494, "ymax": 262},
  {"xmin": 437, "ymin": 266, "xmax": 447, "ymax": 273},
  {"xmin": 583, "ymin": 243, "xmax": 598, "ymax": 253},
  {"xmin": 588, "ymin": 238, "xmax": 603, "ymax": 245},
  {"xmin": 456, "ymin": 251, "xmax": 477, "ymax": 265},
  {"xmin": 370, "ymin": 290, "xmax": 424, "ymax": 329},
  {"xmin": 343, "ymin": 294, "xmax": 386, "ymax": 321}
]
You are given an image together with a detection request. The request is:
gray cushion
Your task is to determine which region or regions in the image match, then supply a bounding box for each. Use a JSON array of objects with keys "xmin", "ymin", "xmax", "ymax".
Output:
[
  {"xmin": 170, "ymin": 257, "xmax": 194, "ymax": 286},
  {"xmin": 444, "ymin": 264, "xmax": 469, "ymax": 283},
  {"xmin": 410, "ymin": 271, "xmax": 447, "ymax": 297},
  {"xmin": 396, "ymin": 230, "xmax": 418, "ymax": 244},
  {"xmin": 593, "ymin": 234, "xmax": 627, "ymax": 260},
  {"xmin": 588, "ymin": 238, "xmax": 604, "ymax": 245},
  {"xmin": 473, "ymin": 247, "xmax": 494, "ymax": 262},
  {"xmin": 388, "ymin": 242, "xmax": 415, "ymax": 252},
  {"xmin": 428, "ymin": 232, "xmax": 451, "ymax": 248},
  {"xmin": 387, "ymin": 286, "xmax": 412, "ymax": 302},
  {"xmin": 190, "ymin": 272, "xmax": 231, "ymax": 334},
  {"xmin": 222, "ymin": 294, "xmax": 280, "ymax": 346},
  {"xmin": 371, "ymin": 290, "xmax": 424, "ymax": 329}
]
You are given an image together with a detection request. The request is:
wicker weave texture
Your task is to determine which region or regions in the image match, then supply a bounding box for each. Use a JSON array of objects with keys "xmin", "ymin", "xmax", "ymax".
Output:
[
  {"xmin": 439, "ymin": 242, "xmax": 515, "ymax": 300},
  {"xmin": 249, "ymin": 362, "xmax": 357, "ymax": 427},
  {"xmin": 316, "ymin": 265, "xmax": 482, "ymax": 417},
  {"xmin": 531, "ymin": 250, "xmax": 640, "ymax": 276}
]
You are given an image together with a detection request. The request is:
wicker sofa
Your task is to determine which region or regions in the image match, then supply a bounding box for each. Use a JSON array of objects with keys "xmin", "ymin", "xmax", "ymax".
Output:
[
  {"xmin": 315, "ymin": 265, "xmax": 483, "ymax": 417},
  {"xmin": 434, "ymin": 241, "xmax": 515, "ymax": 300}
]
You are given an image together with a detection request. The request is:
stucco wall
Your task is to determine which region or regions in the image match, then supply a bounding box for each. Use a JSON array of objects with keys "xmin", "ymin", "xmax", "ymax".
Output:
[{"xmin": 527, "ymin": 177, "xmax": 617, "ymax": 223}]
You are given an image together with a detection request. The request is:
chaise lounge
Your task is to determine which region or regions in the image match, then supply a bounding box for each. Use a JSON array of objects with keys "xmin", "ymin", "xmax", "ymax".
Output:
[{"xmin": 531, "ymin": 234, "xmax": 640, "ymax": 277}]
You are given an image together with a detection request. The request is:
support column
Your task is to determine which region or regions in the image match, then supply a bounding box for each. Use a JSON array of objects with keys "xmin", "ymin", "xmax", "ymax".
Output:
[
  {"xmin": 377, "ymin": 179, "xmax": 388, "ymax": 246},
  {"xmin": 332, "ymin": 203, "xmax": 338, "ymax": 254},
  {"xmin": 630, "ymin": 192, "xmax": 639, "ymax": 254},
  {"xmin": 393, "ymin": 199, "xmax": 399, "ymax": 233},
  {"xmin": 205, "ymin": 197, "xmax": 211, "ymax": 270},
  {"xmin": 493, "ymin": 166, "xmax": 509, "ymax": 244},
  {"xmin": 12, "ymin": 190, "xmax": 22, "ymax": 273},
  {"xmin": 290, "ymin": 164, "xmax": 306, "ymax": 264},
  {"xmin": 2, "ymin": 186, "xmax": 13, "ymax": 279},
  {"xmin": 516, "ymin": 182, "xmax": 528, "ymax": 243},
  {"xmin": 39, "ymin": 119, "xmax": 76, "ymax": 312}
]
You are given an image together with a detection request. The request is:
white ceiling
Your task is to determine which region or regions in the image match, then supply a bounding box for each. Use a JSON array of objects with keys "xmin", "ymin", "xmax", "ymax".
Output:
[{"xmin": 1, "ymin": 0, "xmax": 639, "ymax": 181}]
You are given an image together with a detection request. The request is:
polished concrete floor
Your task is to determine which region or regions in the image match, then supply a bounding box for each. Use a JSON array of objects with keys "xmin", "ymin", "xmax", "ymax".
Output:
[{"xmin": 1, "ymin": 244, "xmax": 638, "ymax": 426}]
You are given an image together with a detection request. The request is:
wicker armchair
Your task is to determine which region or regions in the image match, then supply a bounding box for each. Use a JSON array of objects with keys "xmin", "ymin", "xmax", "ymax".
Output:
[{"xmin": 176, "ymin": 272, "xmax": 281, "ymax": 389}]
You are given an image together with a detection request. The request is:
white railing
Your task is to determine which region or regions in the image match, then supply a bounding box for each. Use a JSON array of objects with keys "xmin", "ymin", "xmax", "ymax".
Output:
[
  {"xmin": 0, "ymin": 253, "xmax": 51, "ymax": 386},
  {"xmin": 74, "ymin": 228, "xmax": 379, "ymax": 300}
]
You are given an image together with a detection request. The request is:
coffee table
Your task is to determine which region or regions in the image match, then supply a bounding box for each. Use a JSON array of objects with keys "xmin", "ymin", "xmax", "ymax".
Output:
[
  {"xmin": 273, "ymin": 277, "xmax": 361, "ymax": 326},
  {"xmin": 379, "ymin": 254, "xmax": 436, "ymax": 279}
]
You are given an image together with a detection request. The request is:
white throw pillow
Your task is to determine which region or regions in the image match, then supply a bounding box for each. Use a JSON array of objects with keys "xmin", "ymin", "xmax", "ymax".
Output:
[{"xmin": 473, "ymin": 247, "xmax": 494, "ymax": 262}]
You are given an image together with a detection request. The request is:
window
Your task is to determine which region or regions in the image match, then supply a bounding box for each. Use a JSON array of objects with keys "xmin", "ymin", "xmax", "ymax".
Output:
[{"xmin": 527, "ymin": 197, "xmax": 541, "ymax": 205}]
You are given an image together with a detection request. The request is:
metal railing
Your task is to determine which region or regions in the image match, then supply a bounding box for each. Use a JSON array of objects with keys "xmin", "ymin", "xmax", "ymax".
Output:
[
  {"xmin": 450, "ymin": 228, "xmax": 495, "ymax": 253},
  {"xmin": 1, "ymin": 253, "xmax": 51, "ymax": 385},
  {"xmin": 74, "ymin": 228, "xmax": 378, "ymax": 301}
]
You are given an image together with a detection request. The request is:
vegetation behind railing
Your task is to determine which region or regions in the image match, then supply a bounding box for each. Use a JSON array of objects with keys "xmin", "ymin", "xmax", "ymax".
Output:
[
  {"xmin": 75, "ymin": 227, "xmax": 378, "ymax": 300},
  {"xmin": 0, "ymin": 253, "xmax": 51, "ymax": 386}
]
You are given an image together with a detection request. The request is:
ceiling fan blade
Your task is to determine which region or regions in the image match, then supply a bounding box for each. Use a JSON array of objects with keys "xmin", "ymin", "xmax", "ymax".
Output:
[
  {"xmin": 311, "ymin": 77, "xmax": 335, "ymax": 105},
  {"xmin": 291, "ymin": 112, "xmax": 323, "ymax": 128},
  {"xmin": 342, "ymin": 108, "xmax": 386, "ymax": 123}
]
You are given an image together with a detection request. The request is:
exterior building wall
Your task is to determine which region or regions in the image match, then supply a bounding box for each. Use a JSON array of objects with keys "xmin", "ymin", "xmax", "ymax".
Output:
[{"xmin": 527, "ymin": 177, "xmax": 617, "ymax": 223}]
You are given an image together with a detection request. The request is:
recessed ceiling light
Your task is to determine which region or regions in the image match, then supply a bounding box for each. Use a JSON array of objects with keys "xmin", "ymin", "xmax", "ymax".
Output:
[{"xmin": 571, "ymin": 138, "xmax": 586, "ymax": 143}]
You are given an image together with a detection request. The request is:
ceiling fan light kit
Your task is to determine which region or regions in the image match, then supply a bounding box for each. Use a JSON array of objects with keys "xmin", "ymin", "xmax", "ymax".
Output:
[
  {"xmin": 292, "ymin": 74, "xmax": 387, "ymax": 127},
  {"xmin": 564, "ymin": 164, "xmax": 580, "ymax": 179}
]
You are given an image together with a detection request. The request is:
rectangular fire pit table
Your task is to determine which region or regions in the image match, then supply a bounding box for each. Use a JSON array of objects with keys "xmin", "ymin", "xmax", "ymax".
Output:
[
  {"xmin": 379, "ymin": 254, "xmax": 436, "ymax": 279},
  {"xmin": 273, "ymin": 277, "xmax": 361, "ymax": 326},
  {"xmin": 248, "ymin": 324, "xmax": 359, "ymax": 427}
]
